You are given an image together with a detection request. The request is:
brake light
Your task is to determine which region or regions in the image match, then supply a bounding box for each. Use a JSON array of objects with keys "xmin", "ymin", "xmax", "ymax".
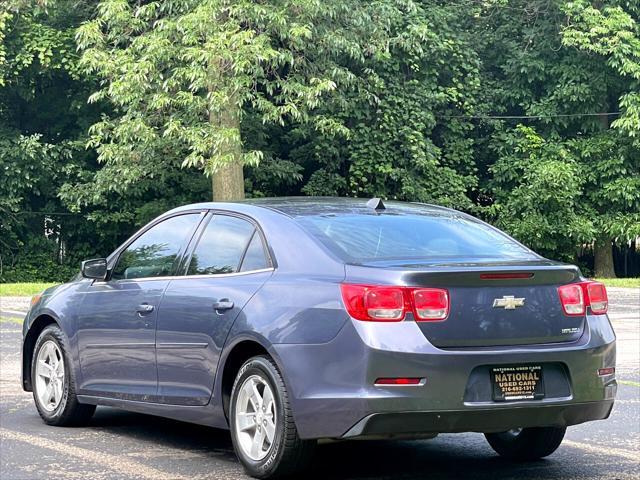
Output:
[
  {"xmin": 364, "ymin": 287, "xmax": 405, "ymax": 320},
  {"xmin": 557, "ymin": 281, "xmax": 608, "ymax": 316},
  {"xmin": 586, "ymin": 282, "xmax": 608, "ymax": 314},
  {"xmin": 480, "ymin": 272, "xmax": 534, "ymax": 280},
  {"xmin": 340, "ymin": 284, "xmax": 449, "ymax": 322}
]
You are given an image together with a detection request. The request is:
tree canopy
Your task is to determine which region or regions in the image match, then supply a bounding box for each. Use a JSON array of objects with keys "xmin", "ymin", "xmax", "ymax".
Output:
[{"xmin": 1, "ymin": 0, "xmax": 638, "ymax": 281}]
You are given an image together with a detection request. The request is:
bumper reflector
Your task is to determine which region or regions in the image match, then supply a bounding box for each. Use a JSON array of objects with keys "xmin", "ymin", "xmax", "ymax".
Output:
[{"xmin": 374, "ymin": 377, "xmax": 424, "ymax": 386}]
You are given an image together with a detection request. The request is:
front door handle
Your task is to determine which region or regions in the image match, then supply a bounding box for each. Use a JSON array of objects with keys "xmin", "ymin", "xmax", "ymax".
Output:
[
  {"xmin": 136, "ymin": 304, "xmax": 155, "ymax": 315},
  {"xmin": 212, "ymin": 299, "xmax": 234, "ymax": 312}
]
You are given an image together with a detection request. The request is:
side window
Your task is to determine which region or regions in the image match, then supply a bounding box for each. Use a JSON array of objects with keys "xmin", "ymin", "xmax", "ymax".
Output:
[
  {"xmin": 240, "ymin": 232, "xmax": 268, "ymax": 272},
  {"xmin": 112, "ymin": 214, "xmax": 200, "ymax": 280},
  {"xmin": 187, "ymin": 215, "xmax": 255, "ymax": 275}
]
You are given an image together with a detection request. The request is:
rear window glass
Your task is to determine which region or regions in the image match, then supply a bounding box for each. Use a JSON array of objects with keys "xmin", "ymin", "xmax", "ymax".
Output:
[{"xmin": 296, "ymin": 213, "xmax": 535, "ymax": 262}]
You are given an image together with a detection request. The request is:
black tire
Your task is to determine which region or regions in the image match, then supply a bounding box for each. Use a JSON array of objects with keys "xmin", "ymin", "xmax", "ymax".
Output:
[
  {"xmin": 229, "ymin": 355, "xmax": 315, "ymax": 479},
  {"xmin": 31, "ymin": 325, "xmax": 96, "ymax": 426},
  {"xmin": 485, "ymin": 426, "xmax": 566, "ymax": 461}
]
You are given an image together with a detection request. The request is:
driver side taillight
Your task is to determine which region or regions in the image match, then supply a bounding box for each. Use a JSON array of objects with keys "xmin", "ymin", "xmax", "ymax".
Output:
[{"xmin": 340, "ymin": 284, "xmax": 449, "ymax": 322}]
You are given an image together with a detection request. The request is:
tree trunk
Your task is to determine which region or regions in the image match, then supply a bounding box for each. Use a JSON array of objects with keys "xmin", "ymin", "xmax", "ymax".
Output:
[
  {"xmin": 210, "ymin": 102, "xmax": 245, "ymax": 201},
  {"xmin": 212, "ymin": 161, "xmax": 244, "ymax": 201},
  {"xmin": 594, "ymin": 239, "xmax": 616, "ymax": 278},
  {"xmin": 209, "ymin": 59, "xmax": 245, "ymax": 202}
]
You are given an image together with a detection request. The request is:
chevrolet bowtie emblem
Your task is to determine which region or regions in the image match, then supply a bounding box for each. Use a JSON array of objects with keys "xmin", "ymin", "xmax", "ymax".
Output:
[{"xmin": 493, "ymin": 295, "xmax": 525, "ymax": 309}]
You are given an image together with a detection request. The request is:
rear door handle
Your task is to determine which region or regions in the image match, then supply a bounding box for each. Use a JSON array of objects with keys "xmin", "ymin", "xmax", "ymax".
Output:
[
  {"xmin": 212, "ymin": 299, "xmax": 234, "ymax": 311},
  {"xmin": 136, "ymin": 304, "xmax": 155, "ymax": 314}
]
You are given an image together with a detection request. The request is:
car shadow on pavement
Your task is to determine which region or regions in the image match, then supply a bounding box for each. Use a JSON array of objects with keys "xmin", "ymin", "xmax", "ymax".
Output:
[
  {"xmin": 90, "ymin": 407, "xmax": 239, "ymax": 463},
  {"xmin": 89, "ymin": 408, "xmax": 607, "ymax": 480}
]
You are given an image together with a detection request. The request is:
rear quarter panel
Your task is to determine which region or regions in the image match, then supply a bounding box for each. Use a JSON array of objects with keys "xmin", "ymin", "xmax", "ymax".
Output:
[{"xmin": 225, "ymin": 206, "xmax": 348, "ymax": 345}]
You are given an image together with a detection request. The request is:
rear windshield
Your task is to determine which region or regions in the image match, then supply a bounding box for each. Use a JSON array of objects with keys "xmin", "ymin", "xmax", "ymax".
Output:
[{"xmin": 296, "ymin": 213, "xmax": 536, "ymax": 262}]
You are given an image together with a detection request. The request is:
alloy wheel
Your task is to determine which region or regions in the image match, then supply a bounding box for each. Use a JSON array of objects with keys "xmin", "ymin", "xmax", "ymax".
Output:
[
  {"xmin": 234, "ymin": 374, "xmax": 277, "ymax": 461},
  {"xmin": 35, "ymin": 340, "xmax": 65, "ymax": 412}
]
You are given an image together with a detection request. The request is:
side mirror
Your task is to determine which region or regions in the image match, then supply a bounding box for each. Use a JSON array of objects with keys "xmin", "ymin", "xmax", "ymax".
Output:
[{"xmin": 81, "ymin": 258, "xmax": 108, "ymax": 280}]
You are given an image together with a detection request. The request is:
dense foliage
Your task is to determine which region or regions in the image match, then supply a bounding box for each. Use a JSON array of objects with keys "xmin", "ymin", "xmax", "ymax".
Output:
[{"xmin": 1, "ymin": 0, "xmax": 638, "ymax": 282}]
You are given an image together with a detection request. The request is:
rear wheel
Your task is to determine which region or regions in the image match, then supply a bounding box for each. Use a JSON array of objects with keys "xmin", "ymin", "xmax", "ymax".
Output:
[
  {"xmin": 485, "ymin": 426, "xmax": 566, "ymax": 460},
  {"xmin": 31, "ymin": 325, "xmax": 95, "ymax": 426},
  {"xmin": 230, "ymin": 355, "xmax": 315, "ymax": 478}
]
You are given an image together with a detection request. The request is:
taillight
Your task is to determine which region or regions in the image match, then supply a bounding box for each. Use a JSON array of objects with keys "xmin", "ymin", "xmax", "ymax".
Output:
[
  {"xmin": 557, "ymin": 281, "xmax": 608, "ymax": 316},
  {"xmin": 364, "ymin": 287, "xmax": 405, "ymax": 320},
  {"xmin": 340, "ymin": 284, "xmax": 449, "ymax": 322},
  {"xmin": 558, "ymin": 284, "xmax": 585, "ymax": 315},
  {"xmin": 412, "ymin": 289, "xmax": 449, "ymax": 320},
  {"xmin": 586, "ymin": 282, "xmax": 608, "ymax": 314}
]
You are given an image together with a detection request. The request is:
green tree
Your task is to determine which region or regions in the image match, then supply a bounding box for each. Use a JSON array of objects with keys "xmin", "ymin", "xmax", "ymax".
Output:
[
  {"xmin": 298, "ymin": 0, "xmax": 481, "ymax": 209},
  {"xmin": 562, "ymin": 0, "xmax": 640, "ymax": 276},
  {"xmin": 0, "ymin": 0, "xmax": 99, "ymax": 279},
  {"xmin": 74, "ymin": 0, "xmax": 377, "ymax": 202},
  {"xmin": 476, "ymin": 0, "xmax": 639, "ymax": 275}
]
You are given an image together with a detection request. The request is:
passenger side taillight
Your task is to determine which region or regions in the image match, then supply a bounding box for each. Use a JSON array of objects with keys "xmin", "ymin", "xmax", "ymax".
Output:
[
  {"xmin": 340, "ymin": 284, "xmax": 449, "ymax": 322},
  {"xmin": 557, "ymin": 281, "xmax": 608, "ymax": 316},
  {"xmin": 586, "ymin": 282, "xmax": 608, "ymax": 314}
]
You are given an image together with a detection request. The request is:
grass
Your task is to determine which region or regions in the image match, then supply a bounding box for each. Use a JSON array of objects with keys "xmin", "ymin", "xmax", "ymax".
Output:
[
  {"xmin": 619, "ymin": 380, "xmax": 640, "ymax": 388},
  {"xmin": 594, "ymin": 278, "xmax": 640, "ymax": 288},
  {"xmin": 0, "ymin": 315, "xmax": 23, "ymax": 325},
  {"xmin": 0, "ymin": 282, "xmax": 58, "ymax": 297}
]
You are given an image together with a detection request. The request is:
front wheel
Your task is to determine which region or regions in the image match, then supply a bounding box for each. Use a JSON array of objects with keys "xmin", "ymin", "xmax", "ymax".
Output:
[
  {"xmin": 485, "ymin": 426, "xmax": 566, "ymax": 461},
  {"xmin": 31, "ymin": 325, "xmax": 96, "ymax": 426},
  {"xmin": 230, "ymin": 355, "xmax": 315, "ymax": 478}
]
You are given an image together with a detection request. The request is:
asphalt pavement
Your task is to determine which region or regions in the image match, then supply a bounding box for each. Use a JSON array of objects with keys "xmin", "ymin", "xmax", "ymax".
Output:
[{"xmin": 1, "ymin": 288, "xmax": 638, "ymax": 479}]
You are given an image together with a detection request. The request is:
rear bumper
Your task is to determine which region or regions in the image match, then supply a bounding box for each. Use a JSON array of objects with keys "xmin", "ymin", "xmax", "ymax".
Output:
[
  {"xmin": 343, "ymin": 400, "xmax": 615, "ymax": 438},
  {"xmin": 273, "ymin": 313, "xmax": 617, "ymax": 439}
]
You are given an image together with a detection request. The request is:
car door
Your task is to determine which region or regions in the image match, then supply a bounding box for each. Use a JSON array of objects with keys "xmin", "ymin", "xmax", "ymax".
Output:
[
  {"xmin": 76, "ymin": 212, "xmax": 203, "ymax": 400},
  {"xmin": 155, "ymin": 213, "xmax": 273, "ymax": 405}
]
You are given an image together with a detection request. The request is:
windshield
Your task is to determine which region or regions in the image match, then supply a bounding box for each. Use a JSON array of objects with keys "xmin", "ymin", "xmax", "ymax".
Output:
[{"xmin": 296, "ymin": 213, "xmax": 536, "ymax": 262}]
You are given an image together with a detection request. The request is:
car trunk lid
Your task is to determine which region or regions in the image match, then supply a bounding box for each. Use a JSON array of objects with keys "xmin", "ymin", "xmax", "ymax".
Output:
[{"xmin": 344, "ymin": 260, "xmax": 585, "ymax": 348}]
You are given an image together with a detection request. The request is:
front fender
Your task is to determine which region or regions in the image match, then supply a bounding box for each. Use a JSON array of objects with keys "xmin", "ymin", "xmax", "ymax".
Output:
[{"xmin": 21, "ymin": 282, "xmax": 84, "ymax": 392}]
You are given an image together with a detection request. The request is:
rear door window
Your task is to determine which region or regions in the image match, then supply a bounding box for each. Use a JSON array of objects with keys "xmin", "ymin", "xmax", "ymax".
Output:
[
  {"xmin": 240, "ymin": 232, "xmax": 268, "ymax": 272},
  {"xmin": 187, "ymin": 215, "xmax": 256, "ymax": 275}
]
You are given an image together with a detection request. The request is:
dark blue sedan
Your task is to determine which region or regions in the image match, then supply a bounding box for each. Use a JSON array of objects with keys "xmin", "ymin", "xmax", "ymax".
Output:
[{"xmin": 22, "ymin": 197, "xmax": 616, "ymax": 478}]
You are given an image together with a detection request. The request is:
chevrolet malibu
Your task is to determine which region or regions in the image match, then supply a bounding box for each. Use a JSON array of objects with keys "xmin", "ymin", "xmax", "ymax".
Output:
[{"xmin": 22, "ymin": 197, "xmax": 616, "ymax": 478}]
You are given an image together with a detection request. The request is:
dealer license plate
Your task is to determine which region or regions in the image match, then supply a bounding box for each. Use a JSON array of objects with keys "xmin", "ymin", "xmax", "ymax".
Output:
[{"xmin": 491, "ymin": 365, "xmax": 545, "ymax": 401}]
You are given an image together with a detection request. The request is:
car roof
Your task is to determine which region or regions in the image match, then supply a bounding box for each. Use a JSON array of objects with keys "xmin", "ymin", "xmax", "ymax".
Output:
[{"xmin": 170, "ymin": 196, "xmax": 463, "ymax": 219}]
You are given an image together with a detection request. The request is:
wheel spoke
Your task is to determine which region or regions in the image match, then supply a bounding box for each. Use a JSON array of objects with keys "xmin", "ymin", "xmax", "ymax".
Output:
[
  {"xmin": 37, "ymin": 360, "xmax": 53, "ymax": 378},
  {"xmin": 264, "ymin": 418, "xmax": 276, "ymax": 443},
  {"xmin": 250, "ymin": 428, "xmax": 265, "ymax": 458},
  {"xmin": 44, "ymin": 343, "xmax": 55, "ymax": 362},
  {"xmin": 43, "ymin": 382, "xmax": 54, "ymax": 404},
  {"xmin": 52, "ymin": 380, "xmax": 62, "ymax": 403},
  {"xmin": 237, "ymin": 412, "xmax": 256, "ymax": 432},
  {"xmin": 251, "ymin": 382, "xmax": 263, "ymax": 408},
  {"xmin": 262, "ymin": 385, "xmax": 274, "ymax": 410}
]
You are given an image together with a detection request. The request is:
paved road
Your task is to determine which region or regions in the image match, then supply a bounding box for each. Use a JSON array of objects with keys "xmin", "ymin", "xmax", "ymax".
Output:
[{"xmin": 1, "ymin": 289, "xmax": 638, "ymax": 479}]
